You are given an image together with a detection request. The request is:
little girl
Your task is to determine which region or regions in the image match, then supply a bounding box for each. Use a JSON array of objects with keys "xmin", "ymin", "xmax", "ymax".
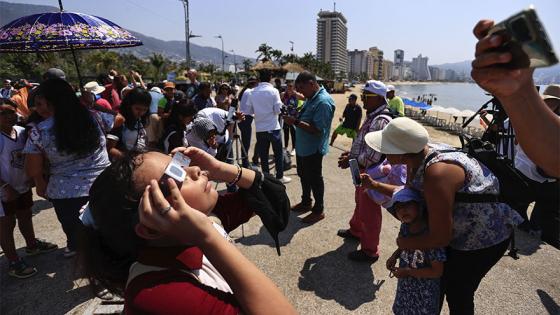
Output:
[
  {"xmin": 386, "ymin": 188, "xmax": 446, "ymax": 315},
  {"xmin": 107, "ymin": 87, "xmax": 151, "ymax": 160}
]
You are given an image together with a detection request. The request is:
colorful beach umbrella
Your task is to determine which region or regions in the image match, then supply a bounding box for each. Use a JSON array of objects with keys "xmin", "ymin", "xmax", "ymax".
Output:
[
  {"xmin": 0, "ymin": 12, "xmax": 142, "ymax": 52},
  {"xmin": 0, "ymin": 0, "xmax": 142, "ymax": 85}
]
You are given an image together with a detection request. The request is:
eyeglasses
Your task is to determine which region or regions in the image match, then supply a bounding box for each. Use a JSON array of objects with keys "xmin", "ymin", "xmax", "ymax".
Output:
[
  {"xmin": 158, "ymin": 152, "xmax": 191, "ymax": 197},
  {"xmin": 361, "ymin": 93, "xmax": 379, "ymax": 99}
]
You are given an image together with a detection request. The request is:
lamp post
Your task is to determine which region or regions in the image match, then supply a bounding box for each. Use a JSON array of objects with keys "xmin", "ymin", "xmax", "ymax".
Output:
[
  {"xmin": 215, "ymin": 35, "xmax": 224, "ymax": 80},
  {"xmin": 229, "ymin": 49, "xmax": 237, "ymax": 82},
  {"xmin": 181, "ymin": 0, "xmax": 190, "ymax": 68},
  {"xmin": 289, "ymin": 40, "xmax": 294, "ymax": 52}
]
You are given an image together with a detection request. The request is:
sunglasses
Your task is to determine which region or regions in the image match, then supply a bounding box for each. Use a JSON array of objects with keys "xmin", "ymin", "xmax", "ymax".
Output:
[
  {"xmin": 158, "ymin": 152, "xmax": 191, "ymax": 197},
  {"xmin": 361, "ymin": 93, "xmax": 379, "ymax": 99}
]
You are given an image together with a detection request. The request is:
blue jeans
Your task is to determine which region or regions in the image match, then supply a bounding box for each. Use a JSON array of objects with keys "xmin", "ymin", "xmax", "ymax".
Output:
[
  {"xmin": 238, "ymin": 116, "xmax": 253, "ymax": 168},
  {"xmin": 256, "ymin": 129, "xmax": 284, "ymax": 179}
]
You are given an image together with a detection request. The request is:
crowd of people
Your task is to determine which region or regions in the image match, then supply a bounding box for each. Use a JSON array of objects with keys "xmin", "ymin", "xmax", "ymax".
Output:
[{"xmin": 0, "ymin": 18, "xmax": 558, "ymax": 315}]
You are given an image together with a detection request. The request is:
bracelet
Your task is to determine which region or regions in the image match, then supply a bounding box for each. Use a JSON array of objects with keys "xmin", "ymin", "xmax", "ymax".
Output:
[{"xmin": 227, "ymin": 165, "xmax": 243, "ymax": 186}]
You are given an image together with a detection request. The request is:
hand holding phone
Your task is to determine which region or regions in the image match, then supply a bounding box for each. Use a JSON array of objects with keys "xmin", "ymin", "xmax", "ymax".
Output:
[
  {"xmin": 487, "ymin": 6, "xmax": 558, "ymax": 69},
  {"xmin": 349, "ymin": 159, "xmax": 361, "ymax": 186}
]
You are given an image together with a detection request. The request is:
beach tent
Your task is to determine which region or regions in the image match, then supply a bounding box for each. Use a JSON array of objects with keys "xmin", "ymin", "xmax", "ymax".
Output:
[{"xmin": 403, "ymin": 98, "xmax": 432, "ymax": 110}]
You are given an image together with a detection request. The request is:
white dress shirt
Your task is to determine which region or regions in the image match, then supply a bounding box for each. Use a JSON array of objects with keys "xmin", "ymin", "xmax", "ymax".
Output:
[{"xmin": 246, "ymin": 82, "xmax": 282, "ymax": 132}]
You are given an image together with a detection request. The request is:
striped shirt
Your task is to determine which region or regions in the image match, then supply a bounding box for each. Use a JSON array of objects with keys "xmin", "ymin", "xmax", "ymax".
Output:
[{"xmin": 349, "ymin": 104, "xmax": 391, "ymax": 168}]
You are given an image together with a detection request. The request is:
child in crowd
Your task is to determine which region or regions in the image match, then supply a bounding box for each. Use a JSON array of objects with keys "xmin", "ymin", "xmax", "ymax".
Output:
[
  {"xmin": 185, "ymin": 117, "xmax": 219, "ymax": 156},
  {"xmin": 160, "ymin": 99, "xmax": 197, "ymax": 154},
  {"xmin": 361, "ymin": 159, "xmax": 407, "ymax": 208},
  {"xmin": 386, "ymin": 188, "xmax": 446, "ymax": 315},
  {"xmin": 330, "ymin": 94, "xmax": 362, "ymax": 146},
  {"xmin": 0, "ymin": 99, "xmax": 57, "ymax": 279},
  {"xmin": 107, "ymin": 87, "xmax": 151, "ymax": 160}
]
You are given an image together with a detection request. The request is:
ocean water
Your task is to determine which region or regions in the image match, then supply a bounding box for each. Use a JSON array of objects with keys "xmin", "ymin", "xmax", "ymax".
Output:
[{"xmin": 393, "ymin": 82, "xmax": 492, "ymax": 111}]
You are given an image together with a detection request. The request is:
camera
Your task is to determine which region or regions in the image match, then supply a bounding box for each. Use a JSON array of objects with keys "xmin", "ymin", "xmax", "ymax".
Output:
[{"xmin": 488, "ymin": 6, "xmax": 558, "ymax": 69}]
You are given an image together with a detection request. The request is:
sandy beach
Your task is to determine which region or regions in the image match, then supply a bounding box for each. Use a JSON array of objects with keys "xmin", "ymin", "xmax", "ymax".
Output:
[{"xmin": 0, "ymin": 85, "xmax": 558, "ymax": 315}]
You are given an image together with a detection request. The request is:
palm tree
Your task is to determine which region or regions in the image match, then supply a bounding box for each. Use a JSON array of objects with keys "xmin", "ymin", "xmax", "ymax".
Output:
[
  {"xmin": 281, "ymin": 53, "xmax": 298, "ymax": 65},
  {"xmin": 270, "ymin": 49, "xmax": 283, "ymax": 63},
  {"xmin": 149, "ymin": 53, "xmax": 166, "ymax": 82},
  {"xmin": 255, "ymin": 43, "xmax": 273, "ymax": 61},
  {"xmin": 242, "ymin": 59, "xmax": 252, "ymax": 72}
]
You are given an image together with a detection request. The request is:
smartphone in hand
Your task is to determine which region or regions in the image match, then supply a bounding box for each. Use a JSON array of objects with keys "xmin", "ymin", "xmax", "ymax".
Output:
[
  {"xmin": 349, "ymin": 158, "xmax": 361, "ymax": 186},
  {"xmin": 488, "ymin": 6, "xmax": 558, "ymax": 69}
]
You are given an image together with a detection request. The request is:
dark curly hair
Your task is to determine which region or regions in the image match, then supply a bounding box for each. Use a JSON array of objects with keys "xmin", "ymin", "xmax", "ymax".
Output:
[
  {"xmin": 119, "ymin": 87, "xmax": 151, "ymax": 130},
  {"xmin": 34, "ymin": 79, "xmax": 100, "ymax": 156},
  {"xmin": 78, "ymin": 151, "xmax": 146, "ymax": 294}
]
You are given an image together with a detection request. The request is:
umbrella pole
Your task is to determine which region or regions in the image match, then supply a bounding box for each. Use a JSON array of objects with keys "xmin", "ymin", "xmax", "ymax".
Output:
[
  {"xmin": 57, "ymin": 0, "xmax": 83, "ymax": 89},
  {"xmin": 70, "ymin": 47, "xmax": 83, "ymax": 89}
]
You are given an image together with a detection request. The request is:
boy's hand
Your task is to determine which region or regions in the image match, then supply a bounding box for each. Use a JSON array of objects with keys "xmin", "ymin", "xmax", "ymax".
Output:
[{"xmin": 360, "ymin": 174, "xmax": 376, "ymax": 189}]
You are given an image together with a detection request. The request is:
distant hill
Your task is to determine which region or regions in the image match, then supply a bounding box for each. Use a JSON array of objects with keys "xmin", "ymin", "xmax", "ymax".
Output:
[
  {"xmin": 0, "ymin": 1, "xmax": 252, "ymax": 67},
  {"xmin": 434, "ymin": 60, "xmax": 560, "ymax": 84}
]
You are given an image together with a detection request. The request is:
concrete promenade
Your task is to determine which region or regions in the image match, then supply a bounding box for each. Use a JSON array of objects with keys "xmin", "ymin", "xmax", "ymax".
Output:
[{"xmin": 1, "ymin": 87, "xmax": 559, "ymax": 314}]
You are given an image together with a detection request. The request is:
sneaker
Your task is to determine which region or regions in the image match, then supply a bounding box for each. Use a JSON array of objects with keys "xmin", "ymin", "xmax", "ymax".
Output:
[
  {"xmin": 301, "ymin": 212, "xmax": 325, "ymax": 224},
  {"xmin": 347, "ymin": 250, "xmax": 379, "ymax": 263},
  {"xmin": 63, "ymin": 247, "xmax": 77, "ymax": 258},
  {"xmin": 337, "ymin": 229, "xmax": 359, "ymax": 241},
  {"xmin": 278, "ymin": 176, "xmax": 292, "ymax": 184},
  {"xmin": 8, "ymin": 259, "xmax": 37, "ymax": 279},
  {"xmin": 291, "ymin": 202, "xmax": 313, "ymax": 213},
  {"xmin": 25, "ymin": 239, "xmax": 58, "ymax": 256}
]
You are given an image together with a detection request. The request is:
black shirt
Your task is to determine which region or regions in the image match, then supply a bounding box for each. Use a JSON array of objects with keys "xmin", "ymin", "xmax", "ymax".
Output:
[{"xmin": 342, "ymin": 104, "xmax": 362, "ymax": 130}]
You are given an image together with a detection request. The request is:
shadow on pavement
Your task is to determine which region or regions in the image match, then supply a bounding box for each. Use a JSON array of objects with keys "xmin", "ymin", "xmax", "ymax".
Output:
[
  {"xmin": 297, "ymin": 239, "xmax": 384, "ymax": 310},
  {"xmin": 236, "ymin": 213, "xmax": 309, "ymax": 249},
  {"xmin": 536, "ymin": 289, "xmax": 560, "ymax": 315},
  {"xmin": 1, "ymin": 248, "xmax": 92, "ymax": 315},
  {"xmin": 512, "ymin": 229, "xmax": 545, "ymax": 256},
  {"xmin": 31, "ymin": 199, "xmax": 53, "ymax": 215}
]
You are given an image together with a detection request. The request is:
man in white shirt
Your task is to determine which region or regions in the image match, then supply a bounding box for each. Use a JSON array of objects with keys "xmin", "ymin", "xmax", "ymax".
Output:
[
  {"xmin": 0, "ymin": 80, "xmax": 14, "ymax": 99},
  {"xmin": 514, "ymin": 85, "xmax": 559, "ymax": 248},
  {"xmin": 238, "ymin": 77, "xmax": 258, "ymax": 168},
  {"xmin": 247, "ymin": 71, "xmax": 291, "ymax": 184}
]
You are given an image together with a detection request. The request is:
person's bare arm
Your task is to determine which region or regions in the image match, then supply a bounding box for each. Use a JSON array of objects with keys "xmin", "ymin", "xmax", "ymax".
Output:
[
  {"xmin": 397, "ymin": 261, "xmax": 444, "ymax": 279},
  {"xmin": 397, "ymin": 162, "xmax": 463, "ymax": 250},
  {"xmin": 360, "ymin": 174, "xmax": 400, "ymax": 197},
  {"xmin": 140, "ymin": 180, "xmax": 297, "ymax": 315},
  {"xmin": 283, "ymin": 115, "xmax": 320, "ymax": 135},
  {"xmin": 24, "ymin": 153, "xmax": 48, "ymax": 198},
  {"xmin": 471, "ymin": 19, "xmax": 560, "ymax": 177}
]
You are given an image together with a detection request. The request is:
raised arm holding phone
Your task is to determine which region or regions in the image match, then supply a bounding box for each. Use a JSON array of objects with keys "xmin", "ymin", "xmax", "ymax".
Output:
[{"xmin": 471, "ymin": 9, "xmax": 560, "ymax": 177}]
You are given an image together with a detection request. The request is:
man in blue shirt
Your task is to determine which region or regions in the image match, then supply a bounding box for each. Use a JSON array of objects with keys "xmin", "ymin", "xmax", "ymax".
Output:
[{"xmin": 283, "ymin": 72, "xmax": 335, "ymax": 224}]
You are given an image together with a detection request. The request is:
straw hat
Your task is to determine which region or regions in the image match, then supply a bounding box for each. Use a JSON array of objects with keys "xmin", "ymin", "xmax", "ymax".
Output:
[
  {"xmin": 83, "ymin": 81, "xmax": 105, "ymax": 95},
  {"xmin": 364, "ymin": 117, "xmax": 429, "ymax": 154},
  {"xmin": 543, "ymin": 84, "xmax": 560, "ymax": 100}
]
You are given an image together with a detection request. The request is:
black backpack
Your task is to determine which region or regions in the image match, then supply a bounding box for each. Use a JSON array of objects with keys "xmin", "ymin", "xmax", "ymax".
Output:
[{"xmin": 424, "ymin": 136, "xmax": 533, "ymax": 214}]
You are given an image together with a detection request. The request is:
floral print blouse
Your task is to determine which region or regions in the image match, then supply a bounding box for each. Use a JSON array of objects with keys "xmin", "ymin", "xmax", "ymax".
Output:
[{"xmin": 410, "ymin": 143, "xmax": 523, "ymax": 251}]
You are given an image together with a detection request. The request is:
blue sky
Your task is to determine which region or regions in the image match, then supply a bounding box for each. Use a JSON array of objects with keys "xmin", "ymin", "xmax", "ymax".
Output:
[{"xmin": 4, "ymin": 0, "xmax": 560, "ymax": 64}]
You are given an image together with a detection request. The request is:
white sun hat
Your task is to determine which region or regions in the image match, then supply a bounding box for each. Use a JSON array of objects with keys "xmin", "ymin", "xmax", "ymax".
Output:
[{"xmin": 364, "ymin": 117, "xmax": 429, "ymax": 154}]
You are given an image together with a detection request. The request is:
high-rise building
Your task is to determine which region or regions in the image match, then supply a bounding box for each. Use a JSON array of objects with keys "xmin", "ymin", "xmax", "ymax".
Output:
[
  {"xmin": 317, "ymin": 10, "xmax": 348, "ymax": 77},
  {"xmin": 393, "ymin": 49, "xmax": 404, "ymax": 80},
  {"xmin": 411, "ymin": 54, "xmax": 431, "ymax": 81},
  {"xmin": 368, "ymin": 47, "xmax": 384, "ymax": 80},
  {"xmin": 383, "ymin": 60, "xmax": 394, "ymax": 81},
  {"xmin": 347, "ymin": 49, "xmax": 371, "ymax": 79}
]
